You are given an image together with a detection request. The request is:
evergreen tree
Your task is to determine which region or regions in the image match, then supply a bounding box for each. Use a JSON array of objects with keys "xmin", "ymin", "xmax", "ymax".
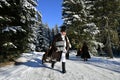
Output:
[
  {"xmin": 51, "ymin": 25, "xmax": 59, "ymax": 37},
  {"xmin": 0, "ymin": 0, "xmax": 41, "ymax": 62},
  {"xmin": 51, "ymin": 28, "xmax": 55, "ymax": 39},
  {"xmin": 54, "ymin": 24, "xmax": 59, "ymax": 35},
  {"xmin": 21, "ymin": 0, "xmax": 42, "ymax": 52},
  {"xmin": 88, "ymin": 0, "xmax": 120, "ymax": 58},
  {"xmin": 36, "ymin": 24, "xmax": 51, "ymax": 52},
  {"xmin": 62, "ymin": 0, "xmax": 99, "ymax": 49}
]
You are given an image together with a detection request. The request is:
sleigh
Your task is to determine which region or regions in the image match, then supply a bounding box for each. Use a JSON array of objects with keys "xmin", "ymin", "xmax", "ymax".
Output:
[{"xmin": 42, "ymin": 49, "xmax": 52, "ymax": 64}]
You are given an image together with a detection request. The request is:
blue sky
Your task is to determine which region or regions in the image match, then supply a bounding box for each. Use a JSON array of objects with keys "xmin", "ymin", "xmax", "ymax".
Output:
[{"xmin": 37, "ymin": 0, "xmax": 63, "ymax": 28}]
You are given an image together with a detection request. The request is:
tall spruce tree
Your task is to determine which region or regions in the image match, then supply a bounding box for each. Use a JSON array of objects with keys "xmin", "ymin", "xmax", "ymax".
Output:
[
  {"xmin": 0, "ymin": 0, "xmax": 41, "ymax": 62},
  {"xmin": 88, "ymin": 0, "xmax": 120, "ymax": 58},
  {"xmin": 62, "ymin": 0, "xmax": 99, "ymax": 49}
]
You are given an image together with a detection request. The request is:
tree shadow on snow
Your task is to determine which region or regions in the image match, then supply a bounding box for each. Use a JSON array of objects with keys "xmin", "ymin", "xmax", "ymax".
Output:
[
  {"xmin": 68, "ymin": 56, "xmax": 120, "ymax": 73},
  {"xmin": 21, "ymin": 59, "xmax": 62, "ymax": 73},
  {"xmin": 85, "ymin": 58, "xmax": 120, "ymax": 73}
]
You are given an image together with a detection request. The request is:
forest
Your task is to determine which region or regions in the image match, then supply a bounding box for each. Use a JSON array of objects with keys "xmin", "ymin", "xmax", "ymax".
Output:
[{"xmin": 0, "ymin": 0, "xmax": 120, "ymax": 63}]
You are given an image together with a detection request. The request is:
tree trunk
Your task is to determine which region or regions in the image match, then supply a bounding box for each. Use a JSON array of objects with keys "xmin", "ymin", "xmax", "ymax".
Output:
[{"xmin": 105, "ymin": 18, "xmax": 113, "ymax": 58}]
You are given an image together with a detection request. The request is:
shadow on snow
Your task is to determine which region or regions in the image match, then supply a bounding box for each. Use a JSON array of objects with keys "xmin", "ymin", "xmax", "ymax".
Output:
[
  {"xmin": 18, "ymin": 58, "xmax": 62, "ymax": 73},
  {"xmin": 22, "ymin": 58, "xmax": 44, "ymax": 67},
  {"xmin": 68, "ymin": 56, "xmax": 120, "ymax": 73}
]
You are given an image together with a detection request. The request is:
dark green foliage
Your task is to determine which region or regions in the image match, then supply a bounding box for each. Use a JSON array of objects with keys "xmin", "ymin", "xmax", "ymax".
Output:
[
  {"xmin": 62, "ymin": 0, "xmax": 120, "ymax": 58},
  {"xmin": 0, "ymin": 0, "xmax": 41, "ymax": 62},
  {"xmin": 86, "ymin": 0, "xmax": 120, "ymax": 58},
  {"xmin": 36, "ymin": 24, "xmax": 51, "ymax": 52},
  {"xmin": 62, "ymin": 0, "xmax": 95, "ymax": 49}
]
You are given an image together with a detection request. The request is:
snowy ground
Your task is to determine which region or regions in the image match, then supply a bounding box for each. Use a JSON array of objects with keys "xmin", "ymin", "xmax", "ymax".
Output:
[{"xmin": 0, "ymin": 51, "xmax": 120, "ymax": 80}]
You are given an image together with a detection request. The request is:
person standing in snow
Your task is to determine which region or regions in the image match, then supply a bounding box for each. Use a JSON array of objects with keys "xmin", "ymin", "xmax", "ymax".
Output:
[
  {"xmin": 81, "ymin": 42, "xmax": 91, "ymax": 61},
  {"xmin": 50, "ymin": 25, "xmax": 71, "ymax": 73},
  {"xmin": 97, "ymin": 44, "xmax": 102, "ymax": 56}
]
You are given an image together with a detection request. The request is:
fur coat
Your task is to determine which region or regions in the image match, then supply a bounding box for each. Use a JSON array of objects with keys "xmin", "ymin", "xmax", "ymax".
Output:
[{"xmin": 50, "ymin": 33, "xmax": 70, "ymax": 62}]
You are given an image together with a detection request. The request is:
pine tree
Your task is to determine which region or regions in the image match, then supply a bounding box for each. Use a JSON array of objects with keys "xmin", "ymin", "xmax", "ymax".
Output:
[
  {"xmin": 54, "ymin": 24, "xmax": 59, "ymax": 35},
  {"xmin": 0, "ymin": 0, "xmax": 24, "ymax": 62},
  {"xmin": 0, "ymin": 0, "xmax": 42, "ymax": 62},
  {"xmin": 36, "ymin": 24, "xmax": 51, "ymax": 52},
  {"xmin": 22, "ymin": 0, "xmax": 42, "ymax": 52},
  {"xmin": 62, "ymin": 0, "xmax": 99, "ymax": 49},
  {"xmin": 51, "ymin": 25, "xmax": 59, "ymax": 37},
  {"xmin": 88, "ymin": 0, "xmax": 120, "ymax": 58}
]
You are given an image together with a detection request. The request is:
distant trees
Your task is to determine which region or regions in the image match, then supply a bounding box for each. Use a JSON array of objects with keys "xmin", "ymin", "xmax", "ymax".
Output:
[
  {"xmin": 51, "ymin": 24, "xmax": 59, "ymax": 36},
  {"xmin": 36, "ymin": 24, "xmax": 60, "ymax": 52},
  {"xmin": 36, "ymin": 24, "xmax": 52, "ymax": 51}
]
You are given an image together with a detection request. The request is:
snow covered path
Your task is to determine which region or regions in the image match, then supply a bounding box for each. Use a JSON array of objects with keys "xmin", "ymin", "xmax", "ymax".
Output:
[{"xmin": 0, "ymin": 52, "xmax": 120, "ymax": 80}]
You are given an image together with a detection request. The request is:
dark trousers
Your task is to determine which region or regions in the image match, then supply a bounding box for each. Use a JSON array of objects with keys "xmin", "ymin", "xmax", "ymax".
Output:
[
  {"xmin": 62, "ymin": 62, "xmax": 66, "ymax": 73},
  {"xmin": 66, "ymin": 52, "xmax": 69, "ymax": 59}
]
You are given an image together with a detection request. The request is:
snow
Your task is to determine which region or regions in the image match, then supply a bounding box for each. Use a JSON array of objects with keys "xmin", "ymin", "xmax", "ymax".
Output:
[
  {"xmin": 63, "ymin": 1, "xmax": 70, "ymax": 4},
  {"xmin": 27, "ymin": 0, "xmax": 37, "ymax": 6},
  {"xmin": 83, "ymin": 23, "xmax": 100, "ymax": 35},
  {"xmin": 15, "ymin": 57, "xmax": 28, "ymax": 63},
  {"xmin": 2, "ymin": 26, "xmax": 26, "ymax": 33},
  {"xmin": 70, "ymin": 0, "xmax": 75, "ymax": 3},
  {"xmin": 3, "ymin": 42, "xmax": 17, "ymax": 48},
  {"xmin": 80, "ymin": 0, "xmax": 85, "ymax": 9},
  {"xmin": 73, "ymin": 15, "xmax": 80, "ymax": 19},
  {"xmin": 0, "ymin": 0, "xmax": 10, "ymax": 7},
  {"xmin": 0, "ymin": 51, "xmax": 120, "ymax": 80},
  {"xmin": 23, "ymin": 0, "xmax": 37, "ymax": 12}
]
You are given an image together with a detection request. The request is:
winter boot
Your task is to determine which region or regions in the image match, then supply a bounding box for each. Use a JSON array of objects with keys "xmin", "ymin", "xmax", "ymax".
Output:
[
  {"xmin": 62, "ymin": 62, "xmax": 66, "ymax": 73},
  {"xmin": 51, "ymin": 61, "xmax": 55, "ymax": 68}
]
